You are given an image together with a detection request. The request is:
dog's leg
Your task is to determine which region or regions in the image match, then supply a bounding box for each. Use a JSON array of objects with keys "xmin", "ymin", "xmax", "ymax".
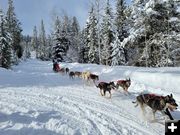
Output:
[
  {"xmin": 140, "ymin": 103, "xmax": 146, "ymax": 117},
  {"xmin": 116, "ymin": 84, "xmax": 119, "ymax": 90},
  {"xmin": 124, "ymin": 87, "xmax": 130, "ymax": 95},
  {"xmin": 100, "ymin": 89, "xmax": 104, "ymax": 96},
  {"xmin": 152, "ymin": 110, "xmax": 157, "ymax": 120},
  {"xmin": 103, "ymin": 90, "xmax": 106, "ymax": 97},
  {"xmin": 109, "ymin": 90, "xmax": 111, "ymax": 98}
]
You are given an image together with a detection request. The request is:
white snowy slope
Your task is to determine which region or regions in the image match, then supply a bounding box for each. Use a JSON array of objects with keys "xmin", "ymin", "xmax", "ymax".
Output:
[{"xmin": 0, "ymin": 59, "xmax": 180, "ymax": 135}]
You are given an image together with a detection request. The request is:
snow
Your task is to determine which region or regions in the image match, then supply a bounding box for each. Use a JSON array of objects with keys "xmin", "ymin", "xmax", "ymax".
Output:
[
  {"xmin": 146, "ymin": 8, "xmax": 159, "ymax": 16},
  {"xmin": 169, "ymin": 17, "xmax": 179, "ymax": 22},
  {"xmin": 177, "ymin": 6, "xmax": 180, "ymax": 13},
  {"xmin": 0, "ymin": 59, "xmax": 180, "ymax": 135}
]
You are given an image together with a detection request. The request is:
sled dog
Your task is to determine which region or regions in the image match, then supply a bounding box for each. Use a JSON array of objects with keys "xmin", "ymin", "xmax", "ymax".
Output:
[
  {"xmin": 132, "ymin": 93, "xmax": 178, "ymax": 120},
  {"xmin": 116, "ymin": 78, "xmax": 131, "ymax": 93},
  {"xmin": 96, "ymin": 81, "xmax": 116, "ymax": 98}
]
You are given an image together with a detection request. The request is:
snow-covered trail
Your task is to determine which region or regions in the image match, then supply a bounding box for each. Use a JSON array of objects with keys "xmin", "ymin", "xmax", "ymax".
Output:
[{"xmin": 0, "ymin": 59, "xmax": 180, "ymax": 135}]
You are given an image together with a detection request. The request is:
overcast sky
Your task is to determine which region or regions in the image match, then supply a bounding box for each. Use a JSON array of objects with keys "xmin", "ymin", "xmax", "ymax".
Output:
[{"xmin": 0, "ymin": 0, "xmax": 131, "ymax": 35}]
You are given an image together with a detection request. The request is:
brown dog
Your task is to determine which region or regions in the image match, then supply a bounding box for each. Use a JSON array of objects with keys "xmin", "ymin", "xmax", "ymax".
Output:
[
  {"xmin": 74, "ymin": 71, "xmax": 82, "ymax": 78},
  {"xmin": 133, "ymin": 93, "xmax": 178, "ymax": 120},
  {"xmin": 96, "ymin": 81, "xmax": 116, "ymax": 98},
  {"xmin": 88, "ymin": 74, "xmax": 99, "ymax": 83},
  {"xmin": 116, "ymin": 78, "xmax": 131, "ymax": 93}
]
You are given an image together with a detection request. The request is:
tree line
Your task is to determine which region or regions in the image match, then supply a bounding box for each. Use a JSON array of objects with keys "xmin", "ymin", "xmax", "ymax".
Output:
[
  {"xmin": 50, "ymin": 0, "xmax": 180, "ymax": 67},
  {"xmin": 1, "ymin": 0, "xmax": 180, "ymax": 69}
]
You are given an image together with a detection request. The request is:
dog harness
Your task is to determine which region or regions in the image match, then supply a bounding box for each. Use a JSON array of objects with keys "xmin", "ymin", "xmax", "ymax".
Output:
[
  {"xmin": 142, "ymin": 94, "xmax": 165, "ymax": 103},
  {"xmin": 117, "ymin": 80, "xmax": 126, "ymax": 83}
]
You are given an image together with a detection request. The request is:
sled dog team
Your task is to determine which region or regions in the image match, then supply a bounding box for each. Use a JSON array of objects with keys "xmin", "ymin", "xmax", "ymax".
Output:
[{"xmin": 54, "ymin": 67, "xmax": 178, "ymax": 121}]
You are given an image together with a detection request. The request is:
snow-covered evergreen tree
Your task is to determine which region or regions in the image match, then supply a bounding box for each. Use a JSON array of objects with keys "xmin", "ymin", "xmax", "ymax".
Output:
[
  {"xmin": 5, "ymin": 0, "xmax": 22, "ymax": 64},
  {"xmin": 80, "ymin": 14, "xmax": 91, "ymax": 63},
  {"xmin": 100, "ymin": 0, "xmax": 114, "ymax": 65},
  {"xmin": 66, "ymin": 16, "xmax": 80, "ymax": 62},
  {"xmin": 87, "ymin": 6, "xmax": 99, "ymax": 64},
  {"xmin": 0, "ymin": 9, "xmax": 12, "ymax": 69},
  {"xmin": 122, "ymin": 0, "xmax": 180, "ymax": 67},
  {"xmin": 78, "ymin": 29, "xmax": 86, "ymax": 63},
  {"xmin": 111, "ymin": 33, "xmax": 126, "ymax": 66},
  {"xmin": 22, "ymin": 35, "xmax": 31, "ymax": 59},
  {"xmin": 52, "ymin": 16, "xmax": 69, "ymax": 63},
  {"xmin": 38, "ymin": 20, "xmax": 47, "ymax": 60},
  {"xmin": 114, "ymin": 0, "xmax": 128, "ymax": 42},
  {"xmin": 31, "ymin": 26, "xmax": 38, "ymax": 57},
  {"xmin": 46, "ymin": 35, "xmax": 53, "ymax": 60}
]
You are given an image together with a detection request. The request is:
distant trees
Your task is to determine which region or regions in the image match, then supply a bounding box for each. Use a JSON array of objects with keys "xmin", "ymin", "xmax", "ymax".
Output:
[
  {"xmin": 78, "ymin": 0, "xmax": 180, "ymax": 67},
  {"xmin": 81, "ymin": 0, "xmax": 128, "ymax": 66},
  {"xmin": 38, "ymin": 20, "xmax": 47, "ymax": 60},
  {"xmin": 31, "ymin": 26, "xmax": 38, "ymax": 56},
  {"xmin": 15, "ymin": 0, "xmax": 179, "ymax": 67}
]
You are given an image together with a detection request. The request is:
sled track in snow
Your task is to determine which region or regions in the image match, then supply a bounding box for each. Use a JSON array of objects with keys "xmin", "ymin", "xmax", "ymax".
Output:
[{"xmin": 0, "ymin": 86, "xmax": 163, "ymax": 135}]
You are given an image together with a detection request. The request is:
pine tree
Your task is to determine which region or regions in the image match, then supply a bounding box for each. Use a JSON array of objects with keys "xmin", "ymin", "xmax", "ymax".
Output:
[
  {"xmin": 100, "ymin": 0, "xmax": 114, "ymax": 65},
  {"xmin": 111, "ymin": 33, "xmax": 126, "ymax": 66},
  {"xmin": 22, "ymin": 35, "xmax": 31, "ymax": 59},
  {"xmin": 38, "ymin": 20, "xmax": 47, "ymax": 60},
  {"xmin": 78, "ymin": 29, "xmax": 86, "ymax": 63},
  {"xmin": 87, "ymin": 6, "xmax": 99, "ymax": 64},
  {"xmin": 114, "ymin": 0, "xmax": 127, "ymax": 42},
  {"xmin": 46, "ymin": 35, "xmax": 53, "ymax": 60},
  {"xmin": 81, "ymin": 14, "xmax": 91, "ymax": 63},
  {"xmin": 66, "ymin": 16, "xmax": 80, "ymax": 62},
  {"xmin": 52, "ymin": 16, "xmax": 69, "ymax": 63},
  {"xmin": 31, "ymin": 26, "xmax": 38, "ymax": 57},
  {"xmin": 121, "ymin": 0, "xmax": 180, "ymax": 67},
  {"xmin": 5, "ymin": 0, "xmax": 22, "ymax": 64},
  {"xmin": 0, "ymin": 9, "xmax": 12, "ymax": 69}
]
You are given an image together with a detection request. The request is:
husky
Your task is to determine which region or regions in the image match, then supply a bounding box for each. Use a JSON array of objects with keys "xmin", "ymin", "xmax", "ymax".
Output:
[
  {"xmin": 88, "ymin": 74, "xmax": 99, "ymax": 83},
  {"xmin": 132, "ymin": 93, "xmax": 178, "ymax": 120},
  {"xmin": 81, "ymin": 71, "xmax": 91, "ymax": 81},
  {"xmin": 74, "ymin": 71, "xmax": 82, "ymax": 78},
  {"xmin": 96, "ymin": 81, "xmax": 116, "ymax": 98},
  {"xmin": 69, "ymin": 71, "xmax": 75, "ymax": 79},
  {"xmin": 116, "ymin": 78, "xmax": 131, "ymax": 93}
]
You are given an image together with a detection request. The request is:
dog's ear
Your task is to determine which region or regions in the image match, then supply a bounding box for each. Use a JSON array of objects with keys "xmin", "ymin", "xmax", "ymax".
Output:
[
  {"xmin": 170, "ymin": 93, "xmax": 173, "ymax": 98},
  {"xmin": 164, "ymin": 95, "xmax": 170, "ymax": 101}
]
